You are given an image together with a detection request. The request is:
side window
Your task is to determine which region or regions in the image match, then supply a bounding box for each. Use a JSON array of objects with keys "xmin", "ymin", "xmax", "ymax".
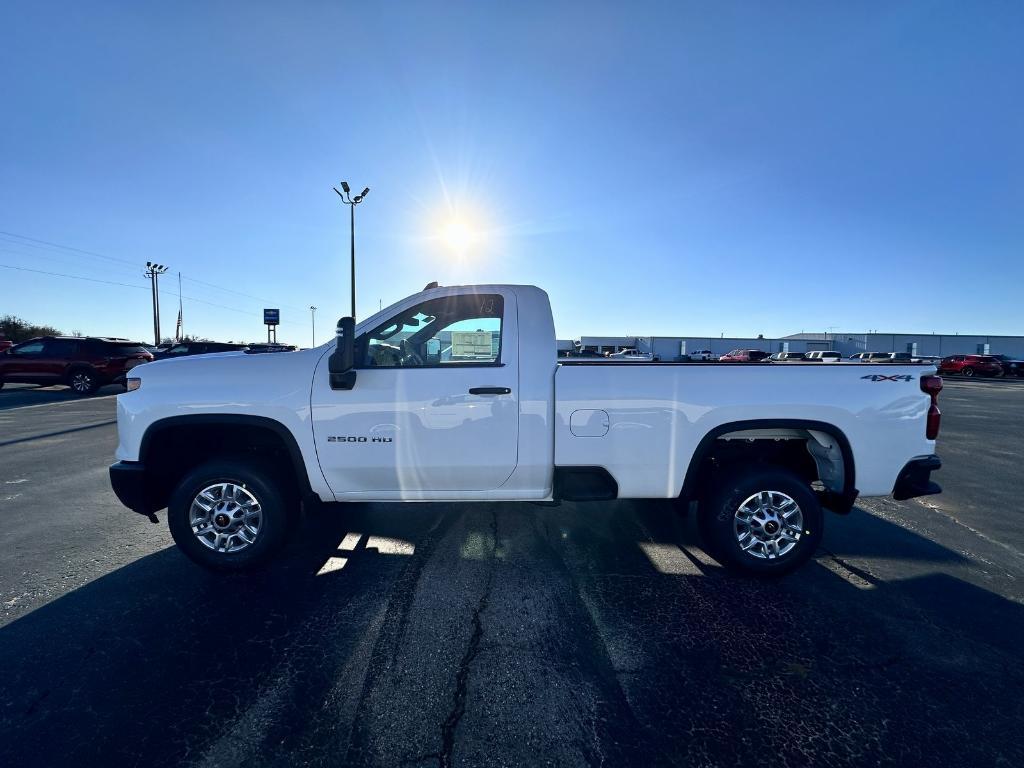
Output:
[
  {"xmin": 12, "ymin": 341, "xmax": 45, "ymax": 355},
  {"xmin": 359, "ymin": 293, "xmax": 503, "ymax": 368},
  {"xmin": 42, "ymin": 340, "xmax": 77, "ymax": 357}
]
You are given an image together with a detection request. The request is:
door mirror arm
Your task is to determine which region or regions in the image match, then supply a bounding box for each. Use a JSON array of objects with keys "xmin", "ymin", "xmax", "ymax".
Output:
[{"xmin": 328, "ymin": 317, "xmax": 357, "ymax": 390}]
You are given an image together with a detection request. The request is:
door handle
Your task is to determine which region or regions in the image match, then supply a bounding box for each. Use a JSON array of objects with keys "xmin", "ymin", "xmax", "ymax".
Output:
[{"xmin": 468, "ymin": 387, "xmax": 511, "ymax": 395}]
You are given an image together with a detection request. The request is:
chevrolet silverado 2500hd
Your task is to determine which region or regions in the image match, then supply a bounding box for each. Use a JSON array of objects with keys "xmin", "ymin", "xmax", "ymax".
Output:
[{"xmin": 110, "ymin": 283, "xmax": 942, "ymax": 576}]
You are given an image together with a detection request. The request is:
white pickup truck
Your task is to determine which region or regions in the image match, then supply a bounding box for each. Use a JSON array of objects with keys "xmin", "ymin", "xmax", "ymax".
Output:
[{"xmin": 110, "ymin": 283, "xmax": 943, "ymax": 576}]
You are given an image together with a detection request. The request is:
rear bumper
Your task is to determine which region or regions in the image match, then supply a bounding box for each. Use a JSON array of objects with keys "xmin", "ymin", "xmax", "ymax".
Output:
[
  {"xmin": 892, "ymin": 455, "xmax": 942, "ymax": 501},
  {"xmin": 109, "ymin": 461, "xmax": 161, "ymax": 516}
]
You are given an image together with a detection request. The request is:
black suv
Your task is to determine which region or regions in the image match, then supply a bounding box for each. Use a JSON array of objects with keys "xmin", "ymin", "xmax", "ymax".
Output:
[
  {"xmin": 0, "ymin": 337, "xmax": 153, "ymax": 394},
  {"xmin": 153, "ymin": 341, "xmax": 248, "ymax": 359},
  {"xmin": 993, "ymin": 354, "xmax": 1024, "ymax": 378}
]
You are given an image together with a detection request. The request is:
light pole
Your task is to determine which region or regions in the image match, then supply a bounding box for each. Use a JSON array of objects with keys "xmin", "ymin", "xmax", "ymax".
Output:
[
  {"xmin": 144, "ymin": 262, "xmax": 168, "ymax": 345},
  {"xmin": 310, "ymin": 306, "xmax": 317, "ymax": 347},
  {"xmin": 332, "ymin": 181, "xmax": 370, "ymax": 320}
]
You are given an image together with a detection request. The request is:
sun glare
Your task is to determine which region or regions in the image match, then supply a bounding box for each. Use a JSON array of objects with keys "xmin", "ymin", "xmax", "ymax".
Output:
[{"xmin": 440, "ymin": 218, "xmax": 479, "ymax": 254}]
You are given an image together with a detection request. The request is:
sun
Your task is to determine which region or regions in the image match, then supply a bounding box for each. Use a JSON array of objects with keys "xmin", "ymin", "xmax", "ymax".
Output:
[{"xmin": 438, "ymin": 216, "xmax": 481, "ymax": 255}]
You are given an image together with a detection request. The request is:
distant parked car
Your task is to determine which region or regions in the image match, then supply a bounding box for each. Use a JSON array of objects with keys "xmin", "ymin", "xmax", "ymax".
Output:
[
  {"xmin": 686, "ymin": 349, "xmax": 717, "ymax": 361},
  {"xmin": 0, "ymin": 337, "xmax": 12, "ymax": 353},
  {"xmin": 0, "ymin": 336, "xmax": 153, "ymax": 394},
  {"xmin": 848, "ymin": 352, "xmax": 870, "ymax": 361},
  {"xmin": 805, "ymin": 351, "xmax": 842, "ymax": 362},
  {"xmin": 768, "ymin": 351, "xmax": 805, "ymax": 361},
  {"xmin": 861, "ymin": 352, "xmax": 897, "ymax": 362},
  {"xmin": 154, "ymin": 341, "xmax": 249, "ymax": 359},
  {"xmin": 938, "ymin": 354, "xmax": 1003, "ymax": 378},
  {"xmin": 992, "ymin": 355, "xmax": 1024, "ymax": 377},
  {"xmin": 719, "ymin": 349, "xmax": 770, "ymax": 362},
  {"xmin": 608, "ymin": 348, "xmax": 654, "ymax": 361}
]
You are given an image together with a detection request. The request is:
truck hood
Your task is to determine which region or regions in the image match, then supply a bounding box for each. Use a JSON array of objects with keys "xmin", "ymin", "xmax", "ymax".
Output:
[{"xmin": 132, "ymin": 346, "xmax": 330, "ymax": 397}]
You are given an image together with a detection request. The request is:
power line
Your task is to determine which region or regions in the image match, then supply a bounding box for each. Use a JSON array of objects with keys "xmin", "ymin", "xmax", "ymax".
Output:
[
  {"xmin": 0, "ymin": 245, "xmax": 142, "ymax": 280},
  {"xmin": 0, "ymin": 262, "xmax": 297, "ymax": 325},
  {"xmin": 158, "ymin": 287, "xmax": 263, "ymax": 317},
  {"xmin": 0, "ymin": 230, "xmax": 307, "ymax": 314},
  {"xmin": 0, "ymin": 231, "xmax": 138, "ymax": 267},
  {"xmin": 0, "ymin": 263, "xmax": 149, "ymax": 291},
  {"xmin": 180, "ymin": 274, "xmax": 307, "ymax": 312}
]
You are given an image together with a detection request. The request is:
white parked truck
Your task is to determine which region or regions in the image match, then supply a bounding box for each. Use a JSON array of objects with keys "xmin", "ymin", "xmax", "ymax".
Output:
[{"xmin": 110, "ymin": 283, "xmax": 943, "ymax": 576}]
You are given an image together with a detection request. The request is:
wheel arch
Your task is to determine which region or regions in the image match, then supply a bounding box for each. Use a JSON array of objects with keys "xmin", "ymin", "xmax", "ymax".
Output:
[
  {"xmin": 138, "ymin": 414, "xmax": 314, "ymax": 510},
  {"xmin": 64, "ymin": 362, "xmax": 98, "ymax": 380},
  {"xmin": 679, "ymin": 419, "xmax": 857, "ymax": 513}
]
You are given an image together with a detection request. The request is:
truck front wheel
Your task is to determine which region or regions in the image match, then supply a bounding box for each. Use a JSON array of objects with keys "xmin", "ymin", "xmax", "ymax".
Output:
[
  {"xmin": 167, "ymin": 459, "xmax": 293, "ymax": 572},
  {"xmin": 699, "ymin": 467, "xmax": 822, "ymax": 577}
]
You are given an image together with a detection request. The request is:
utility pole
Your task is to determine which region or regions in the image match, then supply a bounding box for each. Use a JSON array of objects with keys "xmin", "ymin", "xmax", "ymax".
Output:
[
  {"xmin": 310, "ymin": 306, "xmax": 317, "ymax": 347},
  {"xmin": 332, "ymin": 181, "xmax": 370, "ymax": 321},
  {"xmin": 177, "ymin": 271, "xmax": 184, "ymax": 341},
  {"xmin": 144, "ymin": 262, "xmax": 168, "ymax": 345}
]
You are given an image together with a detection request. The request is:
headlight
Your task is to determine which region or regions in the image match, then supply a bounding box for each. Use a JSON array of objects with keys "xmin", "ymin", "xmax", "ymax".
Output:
[{"xmin": 126, "ymin": 377, "xmax": 142, "ymax": 391}]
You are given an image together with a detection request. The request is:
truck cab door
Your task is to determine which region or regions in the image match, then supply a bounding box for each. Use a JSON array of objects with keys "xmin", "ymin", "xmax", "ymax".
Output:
[{"xmin": 311, "ymin": 288, "xmax": 519, "ymax": 497}]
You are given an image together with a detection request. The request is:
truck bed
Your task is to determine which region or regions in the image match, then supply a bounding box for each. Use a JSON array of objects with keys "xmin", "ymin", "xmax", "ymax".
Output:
[{"xmin": 554, "ymin": 362, "xmax": 936, "ymax": 499}]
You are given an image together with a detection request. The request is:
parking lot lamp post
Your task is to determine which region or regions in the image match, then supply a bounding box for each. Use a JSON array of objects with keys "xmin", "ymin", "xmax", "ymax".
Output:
[
  {"xmin": 332, "ymin": 181, "xmax": 370, "ymax": 321},
  {"xmin": 144, "ymin": 262, "xmax": 168, "ymax": 345},
  {"xmin": 310, "ymin": 306, "xmax": 317, "ymax": 347}
]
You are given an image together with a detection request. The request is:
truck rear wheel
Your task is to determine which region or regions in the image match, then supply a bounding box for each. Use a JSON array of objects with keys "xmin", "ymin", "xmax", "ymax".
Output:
[
  {"xmin": 167, "ymin": 459, "xmax": 293, "ymax": 572},
  {"xmin": 698, "ymin": 467, "xmax": 822, "ymax": 577}
]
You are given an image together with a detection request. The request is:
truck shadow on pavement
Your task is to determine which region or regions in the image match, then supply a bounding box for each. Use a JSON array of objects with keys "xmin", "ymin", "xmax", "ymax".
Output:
[{"xmin": 1, "ymin": 501, "xmax": 1022, "ymax": 767}]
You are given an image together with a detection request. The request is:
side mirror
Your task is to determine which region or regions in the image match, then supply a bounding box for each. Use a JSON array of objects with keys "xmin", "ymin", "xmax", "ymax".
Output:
[{"xmin": 328, "ymin": 317, "xmax": 357, "ymax": 390}]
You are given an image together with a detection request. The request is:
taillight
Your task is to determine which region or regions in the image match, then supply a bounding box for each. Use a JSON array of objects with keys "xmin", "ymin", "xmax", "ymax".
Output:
[{"xmin": 921, "ymin": 375, "xmax": 942, "ymax": 439}]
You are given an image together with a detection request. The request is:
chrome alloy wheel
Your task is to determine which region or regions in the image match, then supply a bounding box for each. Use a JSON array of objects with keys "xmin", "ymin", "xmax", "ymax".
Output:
[
  {"xmin": 70, "ymin": 372, "xmax": 94, "ymax": 393},
  {"xmin": 733, "ymin": 490, "xmax": 804, "ymax": 560},
  {"xmin": 189, "ymin": 482, "xmax": 263, "ymax": 553}
]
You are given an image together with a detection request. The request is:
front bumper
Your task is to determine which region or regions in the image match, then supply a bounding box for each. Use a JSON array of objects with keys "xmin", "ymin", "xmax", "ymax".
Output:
[
  {"xmin": 892, "ymin": 455, "xmax": 942, "ymax": 501},
  {"xmin": 109, "ymin": 461, "xmax": 161, "ymax": 516}
]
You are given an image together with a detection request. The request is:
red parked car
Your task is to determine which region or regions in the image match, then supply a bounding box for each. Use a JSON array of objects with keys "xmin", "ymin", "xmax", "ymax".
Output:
[
  {"xmin": 719, "ymin": 349, "xmax": 771, "ymax": 362},
  {"xmin": 938, "ymin": 354, "xmax": 1003, "ymax": 378},
  {"xmin": 0, "ymin": 336, "xmax": 153, "ymax": 394}
]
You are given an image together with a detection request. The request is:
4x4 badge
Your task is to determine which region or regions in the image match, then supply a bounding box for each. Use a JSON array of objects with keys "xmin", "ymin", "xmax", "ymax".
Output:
[{"xmin": 861, "ymin": 374, "xmax": 913, "ymax": 382}]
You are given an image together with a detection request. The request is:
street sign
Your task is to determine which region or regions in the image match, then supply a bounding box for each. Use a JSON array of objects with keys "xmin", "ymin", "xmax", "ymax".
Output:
[{"xmin": 263, "ymin": 309, "xmax": 280, "ymax": 326}]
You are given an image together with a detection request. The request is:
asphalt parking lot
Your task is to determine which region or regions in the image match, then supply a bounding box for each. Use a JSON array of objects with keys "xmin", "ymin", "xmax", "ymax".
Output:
[{"xmin": 1, "ymin": 378, "xmax": 1023, "ymax": 767}]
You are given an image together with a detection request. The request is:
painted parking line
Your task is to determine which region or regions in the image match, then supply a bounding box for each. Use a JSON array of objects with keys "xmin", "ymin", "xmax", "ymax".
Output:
[{"xmin": 1, "ymin": 393, "xmax": 119, "ymax": 412}]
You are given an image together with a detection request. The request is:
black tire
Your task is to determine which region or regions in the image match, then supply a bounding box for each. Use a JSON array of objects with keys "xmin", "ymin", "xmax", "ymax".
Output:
[
  {"xmin": 67, "ymin": 367, "xmax": 100, "ymax": 395},
  {"xmin": 698, "ymin": 466, "xmax": 823, "ymax": 577},
  {"xmin": 961, "ymin": 367, "xmax": 975, "ymax": 378},
  {"xmin": 168, "ymin": 458, "xmax": 295, "ymax": 572}
]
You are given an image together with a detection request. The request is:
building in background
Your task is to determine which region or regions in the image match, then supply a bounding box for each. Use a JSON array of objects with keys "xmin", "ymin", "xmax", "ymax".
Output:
[{"xmin": 562, "ymin": 332, "xmax": 1024, "ymax": 360}]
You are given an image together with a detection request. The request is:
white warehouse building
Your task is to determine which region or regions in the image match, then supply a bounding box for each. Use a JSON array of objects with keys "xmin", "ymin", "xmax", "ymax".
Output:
[{"xmin": 565, "ymin": 332, "xmax": 1024, "ymax": 360}]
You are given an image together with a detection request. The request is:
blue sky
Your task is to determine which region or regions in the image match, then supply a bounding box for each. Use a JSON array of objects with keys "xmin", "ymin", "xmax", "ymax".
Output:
[{"xmin": 2, "ymin": 1, "xmax": 1022, "ymax": 345}]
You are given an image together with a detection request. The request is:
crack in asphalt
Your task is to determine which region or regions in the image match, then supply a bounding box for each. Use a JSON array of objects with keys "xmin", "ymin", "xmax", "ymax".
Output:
[
  {"xmin": 436, "ymin": 508, "xmax": 497, "ymax": 768},
  {"xmin": 818, "ymin": 548, "xmax": 882, "ymax": 588}
]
